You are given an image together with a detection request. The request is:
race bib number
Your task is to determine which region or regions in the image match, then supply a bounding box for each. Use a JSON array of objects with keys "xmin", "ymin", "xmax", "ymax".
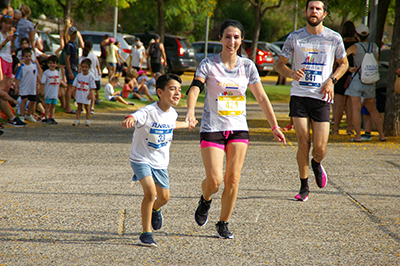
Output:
[
  {"xmin": 299, "ymin": 69, "xmax": 322, "ymax": 88},
  {"xmin": 218, "ymin": 96, "xmax": 245, "ymax": 116},
  {"xmin": 147, "ymin": 128, "xmax": 173, "ymax": 149}
]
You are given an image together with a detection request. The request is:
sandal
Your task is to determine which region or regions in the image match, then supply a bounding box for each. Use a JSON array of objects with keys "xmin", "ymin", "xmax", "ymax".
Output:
[
  {"xmin": 330, "ymin": 130, "xmax": 339, "ymax": 135},
  {"xmin": 379, "ymin": 138, "xmax": 387, "ymax": 142},
  {"xmin": 346, "ymin": 129, "xmax": 355, "ymax": 135},
  {"xmin": 350, "ymin": 138, "xmax": 362, "ymax": 142}
]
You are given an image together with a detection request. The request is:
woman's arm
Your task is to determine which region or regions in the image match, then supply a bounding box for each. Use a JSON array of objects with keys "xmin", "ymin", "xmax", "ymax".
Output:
[{"xmin": 185, "ymin": 76, "xmax": 204, "ymax": 130}]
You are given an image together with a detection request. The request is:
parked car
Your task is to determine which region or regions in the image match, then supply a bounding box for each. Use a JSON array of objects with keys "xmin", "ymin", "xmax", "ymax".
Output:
[
  {"xmin": 80, "ymin": 31, "xmax": 135, "ymax": 61},
  {"xmin": 375, "ymin": 48, "xmax": 390, "ymax": 110},
  {"xmin": 242, "ymin": 40, "xmax": 274, "ymax": 76},
  {"xmin": 133, "ymin": 32, "xmax": 197, "ymax": 75},
  {"xmin": 191, "ymin": 41, "xmax": 248, "ymax": 66},
  {"xmin": 272, "ymin": 33, "xmax": 291, "ymax": 49}
]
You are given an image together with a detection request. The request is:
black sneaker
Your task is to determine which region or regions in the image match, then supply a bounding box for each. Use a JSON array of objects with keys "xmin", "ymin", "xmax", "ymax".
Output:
[
  {"xmin": 194, "ymin": 195, "xmax": 212, "ymax": 226},
  {"xmin": 0, "ymin": 129, "xmax": 4, "ymax": 136},
  {"xmin": 42, "ymin": 118, "xmax": 52, "ymax": 123},
  {"xmin": 138, "ymin": 232, "xmax": 157, "ymax": 247},
  {"xmin": 216, "ymin": 221, "xmax": 234, "ymax": 239},
  {"xmin": 50, "ymin": 118, "xmax": 58, "ymax": 124},
  {"xmin": 311, "ymin": 158, "xmax": 327, "ymax": 188},
  {"xmin": 151, "ymin": 209, "xmax": 163, "ymax": 231},
  {"xmin": 6, "ymin": 117, "xmax": 27, "ymax": 127},
  {"xmin": 294, "ymin": 186, "xmax": 309, "ymax": 201}
]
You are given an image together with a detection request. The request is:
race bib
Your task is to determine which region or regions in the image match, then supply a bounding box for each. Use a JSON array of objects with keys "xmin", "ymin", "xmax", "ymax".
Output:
[
  {"xmin": 147, "ymin": 128, "xmax": 173, "ymax": 149},
  {"xmin": 299, "ymin": 69, "xmax": 323, "ymax": 88},
  {"xmin": 218, "ymin": 96, "xmax": 246, "ymax": 116}
]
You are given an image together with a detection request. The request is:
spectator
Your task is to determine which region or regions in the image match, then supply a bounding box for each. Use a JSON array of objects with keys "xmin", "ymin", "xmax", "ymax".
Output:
[
  {"xmin": 114, "ymin": 41, "xmax": 126, "ymax": 78},
  {"xmin": 138, "ymin": 71, "xmax": 162, "ymax": 96},
  {"xmin": 127, "ymin": 69, "xmax": 156, "ymax": 102},
  {"xmin": 128, "ymin": 38, "xmax": 146, "ymax": 71},
  {"xmin": 121, "ymin": 76, "xmax": 146, "ymax": 101},
  {"xmin": 64, "ymin": 26, "xmax": 79, "ymax": 114},
  {"xmin": 72, "ymin": 59, "xmax": 96, "ymax": 126},
  {"xmin": 15, "ymin": 5, "xmax": 35, "ymax": 50},
  {"xmin": 0, "ymin": 15, "xmax": 15, "ymax": 93},
  {"xmin": 345, "ymin": 24, "xmax": 386, "ymax": 142},
  {"xmin": 14, "ymin": 47, "xmax": 40, "ymax": 122},
  {"xmin": 106, "ymin": 37, "xmax": 119, "ymax": 81},
  {"xmin": 147, "ymin": 34, "xmax": 167, "ymax": 76},
  {"xmin": 0, "ymin": 89, "xmax": 26, "ymax": 127},
  {"xmin": 99, "ymin": 34, "xmax": 110, "ymax": 73},
  {"xmin": 80, "ymin": 40, "xmax": 101, "ymax": 114},
  {"xmin": 331, "ymin": 21, "xmax": 358, "ymax": 136},
  {"xmin": 104, "ymin": 76, "xmax": 135, "ymax": 106}
]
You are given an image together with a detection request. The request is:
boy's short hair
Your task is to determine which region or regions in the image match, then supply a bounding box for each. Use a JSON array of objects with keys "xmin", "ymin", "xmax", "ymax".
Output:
[
  {"xmin": 19, "ymin": 37, "xmax": 30, "ymax": 46},
  {"xmin": 124, "ymin": 76, "xmax": 132, "ymax": 83},
  {"xmin": 21, "ymin": 48, "xmax": 32, "ymax": 57},
  {"xmin": 111, "ymin": 77, "xmax": 119, "ymax": 83},
  {"xmin": 80, "ymin": 58, "xmax": 91, "ymax": 67},
  {"xmin": 47, "ymin": 55, "xmax": 59, "ymax": 64},
  {"xmin": 155, "ymin": 73, "xmax": 182, "ymax": 99}
]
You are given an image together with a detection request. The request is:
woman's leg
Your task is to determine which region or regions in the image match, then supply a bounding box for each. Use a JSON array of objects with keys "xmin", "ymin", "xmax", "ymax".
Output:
[
  {"xmin": 201, "ymin": 147, "xmax": 225, "ymax": 201},
  {"xmin": 345, "ymin": 96, "xmax": 353, "ymax": 132},
  {"xmin": 332, "ymin": 94, "xmax": 346, "ymax": 133},
  {"xmin": 350, "ymin": 96, "xmax": 362, "ymax": 140},
  {"xmin": 364, "ymin": 98, "xmax": 386, "ymax": 140}
]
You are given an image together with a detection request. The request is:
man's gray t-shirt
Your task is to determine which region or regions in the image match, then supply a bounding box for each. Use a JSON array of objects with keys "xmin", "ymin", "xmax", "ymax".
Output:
[{"xmin": 281, "ymin": 27, "xmax": 346, "ymax": 102}]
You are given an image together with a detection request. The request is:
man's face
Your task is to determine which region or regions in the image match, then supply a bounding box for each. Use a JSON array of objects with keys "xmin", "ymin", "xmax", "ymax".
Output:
[
  {"xmin": 13, "ymin": 13, "xmax": 21, "ymax": 24},
  {"xmin": 305, "ymin": 1, "xmax": 326, "ymax": 27}
]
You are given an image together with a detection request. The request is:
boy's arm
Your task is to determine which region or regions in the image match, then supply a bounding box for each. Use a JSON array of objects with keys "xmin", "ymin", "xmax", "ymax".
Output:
[
  {"xmin": 122, "ymin": 115, "xmax": 135, "ymax": 128},
  {"xmin": 175, "ymin": 119, "xmax": 197, "ymax": 130}
]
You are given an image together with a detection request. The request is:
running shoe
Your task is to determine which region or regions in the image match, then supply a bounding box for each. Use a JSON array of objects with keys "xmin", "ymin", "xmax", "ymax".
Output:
[
  {"xmin": 140, "ymin": 98, "xmax": 148, "ymax": 102},
  {"xmin": 50, "ymin": 118, "xmax": 58, "ymax": 124},
  {"xmin": 6, "ymin": 117, "xmax": 27, "ymax": 127},
  {"xmin": 360, "ymin": 134, "xmax": 372, "ymax": 141},
  {"xmin": 294, "ymin": 186, "xmax": 309, "ymax": 201},
  {"xmin": 283, "ymin": 124, "xmax": 293, "ymax": 131},
  {"xmin": 24, "ymin": 114, "xmax": 37, "ymax": 122},
  {"xmin": 41, "ymin": 118, "xmax": 52, "ymax": 124},
  {"xmin": 311, "ymin": 158, "xmax": 327, "ymax": 188},
  {"xmin": 194, "ymin": 195, "xmax": 212, "ymax": 226},
  {"xmin": 72, "ymin": 119, "xmax": 80, "ymax": 126},
  {"xmin": 0, "ymin": 129, "xmax": 4, "ymax": 136},
  {"xmin": 90, "ymin": 108, "xmax": 95, "ymax": 114},
  {"xmin": 151, "ymin": 209, "xmax": 163, "ymax": 231},
  {"xmin": 85, "ymin": 120, "xmax": 90, "ymax": 126},
  {"xmin": 138, "ymin": 232, "xmax": 157, "ymax": 247},
  {"xmin": 216, "ymin": 221, "xmax": 234, "ymax": 239}
]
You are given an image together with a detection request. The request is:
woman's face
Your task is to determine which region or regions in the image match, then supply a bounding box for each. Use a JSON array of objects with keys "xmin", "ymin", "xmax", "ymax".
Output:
[
  {"xmin": 2, "ymin": 21, "xmax": 12, "ymax": 31},
  {"xmin": 220, "ymin": 26, "xmax": 243, "ymax": 55}
]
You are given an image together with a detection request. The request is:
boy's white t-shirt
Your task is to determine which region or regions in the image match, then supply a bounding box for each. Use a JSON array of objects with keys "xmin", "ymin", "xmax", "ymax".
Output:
[
  {"xmin": 15, "ymin": 62, "xmax": 39, "ymax": 96},
  {"xmin": 41, "ymin": 69, "xmax": 60, "ymax": 99},
  {"xmin": 129, "ymin": 102, "xmax": 178, "ymax": 169},
  {"xmin": 73, "ymin": 73, "xmax": 96, "ymax": 105},
  {"xmin": 104, "ymin": 83, "xmax": 115, "ymax": 101}
]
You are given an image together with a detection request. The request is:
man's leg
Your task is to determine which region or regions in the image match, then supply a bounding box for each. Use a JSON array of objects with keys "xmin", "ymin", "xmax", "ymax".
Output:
[
  {"xmin": 293, "ymin": 117, "xmax": 311, "ymax": 180},
  {"xmin": 310, "ymin": 120, "xmax": 330, "ymax": 189}
]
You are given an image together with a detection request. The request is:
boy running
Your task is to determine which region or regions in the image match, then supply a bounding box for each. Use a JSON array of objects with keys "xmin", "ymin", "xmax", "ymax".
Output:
[{"xmin": 122, "ymin": 73, "xmax": 196, "ymax": 247}]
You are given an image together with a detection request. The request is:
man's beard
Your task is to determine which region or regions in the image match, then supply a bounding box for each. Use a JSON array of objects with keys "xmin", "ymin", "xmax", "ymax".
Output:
[{"xmin": 307, "ymin": 16, "xmax": 324, "ymax": 27}]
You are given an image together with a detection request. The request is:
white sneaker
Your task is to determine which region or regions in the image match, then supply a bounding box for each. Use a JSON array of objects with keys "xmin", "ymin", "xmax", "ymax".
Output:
[
  {"xmin": 72, "ymin": 119, "xmax": 80, "ymax": 126},
  {"xmin": 19, "ymin": 116, "xmax": 25, "ymax": 122},
  {"xmin": 85, "ymin": 120, "xmax": 90, "ymax": 126},
  {"xmin": 24, "ymin": 114, "xmax": 37, "ymax": 122}
]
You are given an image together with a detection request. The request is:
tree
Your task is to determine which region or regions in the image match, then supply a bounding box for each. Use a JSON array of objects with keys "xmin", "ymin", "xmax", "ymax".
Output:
[{"xmin": 383, "ymin": 0, "xmax": 400, "ymax": 136}]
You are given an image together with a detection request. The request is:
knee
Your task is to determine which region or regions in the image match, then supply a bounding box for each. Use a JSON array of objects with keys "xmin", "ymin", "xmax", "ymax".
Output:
[
  {"xmin": 143, "ymin": 190, "xmax": 157, "ymax": 203},
  {"xmin": 205, "ymin": 177, "xmax": 222, "ymax": 192},
  {"xmin": 224, "ymin": 175, "xmax": 240, "ymax": 190},
  {"xmin": 313, "ymin": 146, "xmax": 326, "ymax": 158},
  {"xmin": 298, "ymin": 140, "xmax": 311, "ymax": 152},
  {"xmin": 157, "ymin": 192, "xmax": 170, "ymax": 205}
]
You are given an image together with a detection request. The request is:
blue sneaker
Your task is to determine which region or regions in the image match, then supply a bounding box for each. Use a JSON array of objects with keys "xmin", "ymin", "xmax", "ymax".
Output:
[
  {"xmin": 151, "ymin": 209, "xmax": 163, "ymax": 230},
  {"xmin": 139, "ymin": 232, "xmax": 157, "ymax": 247}
]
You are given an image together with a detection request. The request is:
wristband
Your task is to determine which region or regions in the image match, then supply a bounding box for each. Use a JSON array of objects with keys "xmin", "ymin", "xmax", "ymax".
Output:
[
  {"xmin": 271, "ymin": 125, "xmax": 281, "ymax": 131},
  {"xmin": 124, "ymin": 115, "xmax": 133, "ymax": 120}
]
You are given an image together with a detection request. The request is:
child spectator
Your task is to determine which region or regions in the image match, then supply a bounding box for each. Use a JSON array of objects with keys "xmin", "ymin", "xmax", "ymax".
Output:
[
  {"xmin": 138, "ymin": 71, "xmax": 162, "ymax": 96},
  {"xmin": 122, "ymin": 76, "xmax": 145, "ymax": 101},
  {"xmin": 121, "ymin": 73, "xmax": 196, "ymax": 247},
  {"xmin": 127, "ymin": 69, "xmax": 156, "ymax": 102},
  {"xmin": 65, "ymin": 26, "xmax": 79, "ymax": 114},
  {"xmin": 72, "ymin": 59, "xmax": 96, "ymax": 126},
  {"xmin": 14, "ymin": 47, "xmax": 39, "ymax": 122},
  {"xmin": 16, "ymin": 37, "xmax": 46, "ymax": 76},
  {"xmin": 41, "ymin": 55, "xmax": 65, "ymax": 124},
  {"xmin": 104, "ymin": 77, "xmax": 135, "ymax": 106}
]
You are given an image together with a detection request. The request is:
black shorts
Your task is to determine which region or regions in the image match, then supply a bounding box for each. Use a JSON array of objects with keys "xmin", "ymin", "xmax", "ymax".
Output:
[
  {"xmin": 289, "ymin": 96, "xmax": 331, "ymax": 122},
  {"xmin": 21, "ymin": 95, "xmax": 36, "ymax": 101},
  {"xmin": 151, "ymin": 62, "xmax": 162, "ymax": 73},
  {"xmin": 95, "ymin": 80, "xmax": 101, "ymax": 91},
  {"xmin": 200, "ymin": 131, "xmax": 249, "ymax": 150}
]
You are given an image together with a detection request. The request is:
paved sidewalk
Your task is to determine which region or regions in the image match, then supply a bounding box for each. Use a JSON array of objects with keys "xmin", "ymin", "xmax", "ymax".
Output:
[{"xmin": 0, "ymin": 104, "xmax": 399, "ymax": 265}]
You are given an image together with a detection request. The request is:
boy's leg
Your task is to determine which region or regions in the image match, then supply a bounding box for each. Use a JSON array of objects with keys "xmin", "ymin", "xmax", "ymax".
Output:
[
  {"xmin": 139, "ymin": 175, "xmax": 157, "ymax": 233},
  {"xmin": 27, "ymin": 101, "xmax": 35, "ymax": 116},
  {"xmin": 153, "ymin": 185, "xmax": 170, "ymax": 211},
  {"xmin": 84, "ymin": 104, "xmax": 90, "ymax": 120},
  {"xmin": 50, "ymin": 103, "xmax": 56, "ymax": 119},
  {"xmin": 75, "ymin": 103, "xmax": 82, "ymax": 120},
  {"xmin": 65, "ymin": 84, "xmax": 73, "ymax": 112},
  {"xmin": 20, "ymin": 98, "xmax": 28, "ymax": 117},
  {"xmin": 44, "ymin": 103, "xmax": 50, "ymax": 118}
]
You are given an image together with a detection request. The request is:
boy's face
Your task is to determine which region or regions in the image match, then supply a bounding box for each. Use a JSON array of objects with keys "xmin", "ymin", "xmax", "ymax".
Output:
[
  {"xmin": 81, "ymin": 63, "xmax": 90, "ymax": 74},
  {"xmin": 48, "ymin": 61, "xmax": 57, "ymax": 70},
  {"xmin": 21, "ymin": 41, "xmax": 29, "ymax": 49},
  {"xmin": 158, "ymin": 79, "xmax": 182, "ymax": 106},
  {"xmin": 22, "ymin": 52, "xmax": 32, "ymax": 64}
]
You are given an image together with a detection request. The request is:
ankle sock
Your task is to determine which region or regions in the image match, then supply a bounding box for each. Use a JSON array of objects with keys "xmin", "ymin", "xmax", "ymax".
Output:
[{"xmin": 300, "ymin": 178, "xmax": 309, "ymax": 189}]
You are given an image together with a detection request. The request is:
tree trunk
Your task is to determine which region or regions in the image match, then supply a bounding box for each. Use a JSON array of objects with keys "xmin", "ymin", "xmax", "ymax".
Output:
[
  {"xmin": 64, "ymin": 0, "xmax": 71, "ymax": 20},
  {"xmin": 383, "ymin": 0, "xmax": 400, "ymax": 136},
  {"xmin": 250, "ymin": 2, "xmax": 262, "ymax": 63},
  {"xmin": 156, "ymin": 0, "xmax": 165, "ymax": 43},
  {"xmin": 375, "ymin": 0, "xmax": 391, "ymax": 48}
]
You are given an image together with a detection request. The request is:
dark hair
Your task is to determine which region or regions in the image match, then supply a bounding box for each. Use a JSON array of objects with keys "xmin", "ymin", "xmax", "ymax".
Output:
[
  {"xmin": 21, "ymin": 47, "xmax": 32, "ymax": 57},
  {"xmin": 82, "ymin": 40, "xmax": 93, "ymax": 57},
  {"xmin": 155, "ymin": 73, "xmax": 181, "ymax": 98},
  {"xmin": 114, "ymin": 41, "xmax": 120, "ymax": 46},
  {"xmin": 80, "ymin": 58, "xmax": 91, "ymax": 67},
  {"xmin": 219, "ymin": 19, "xmax": 245, "ymax": 39},
  {"xmin": 154, "ymin": 34, "xmax": 160, "ymax": 40},
  {"xmin": 358, "ymin": 34, "xmax": 369, "ymax": 41},
  {"xmin": 341, "ymin": 21, "xmax": 356, "ymax": 38},
  {"xmin": 103, "ymin": 34, "xmax": 109, "ymax": 40},
  {"xmin": 47, "ymin": 55, "xmax": 59, "ymax": 64},
  {"xmin": 306, "ymin": 0, "xmax": 328, "ymax": 12},
  {"xmin": 124, "ymin": 76, "xmax": 132, "ymax": 83},
  {"xmin": 111, "ymin": 77, "xmax": 119, "ymax": 83},
  {"xmin": 19, "ymin": 37, "xmax": 30, "ymax": 45}
]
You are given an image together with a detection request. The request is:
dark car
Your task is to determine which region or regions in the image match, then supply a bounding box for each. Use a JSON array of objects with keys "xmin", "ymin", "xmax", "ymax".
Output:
[
  {"xmin": 191, "ymin": 41, "xmax": 248, "ymax": 66},
  {"xmin": 375, "ymin": 48, "xmax": 390, "ymax": 112},
  {"xmin": 133, "ymin": 32, "xmax": 197, "ymax": 75},
  {"xmin": 242, "ymin": 40, "xmax": 274, "ymax": 76}
]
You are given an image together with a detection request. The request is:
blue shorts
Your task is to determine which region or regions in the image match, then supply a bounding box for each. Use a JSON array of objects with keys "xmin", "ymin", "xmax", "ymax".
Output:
[
  {"xmin": 109, "ymin": 96, "xmax": 116, "ymax": 101},
  {"xmin": 132, "ymin": 86, "xmax": 139, "ymax": 93},
  {"xmin": 107, "ymin": 62, "xmax": 116, "ymax": 67},
  {"xmin": 130, "ymin": 161, "xmax": 169, "ymax": 189},
  {"xmin": 65, "ymin": 69, "xmax": 78, "ymax": 84},
  {"xmin": 45, "ymin": 98, "xmax": 58, "ymax": 105}
]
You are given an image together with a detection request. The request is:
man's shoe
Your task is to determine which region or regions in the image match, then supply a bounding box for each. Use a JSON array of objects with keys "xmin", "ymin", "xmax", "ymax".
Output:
[
  {"xmin": 138, "ymin": 232, "xmax": 157, "ymax": 247},
  {"xmin": 194, "ymin": 195, "xmax": 212, "ymax": 226},
  {"xmin": 216, "ymin": 221, "xmax": 234, "ymax": 239},
  {"xmin": 151, "ymin": 209, "xmax": 163, "ymax": 231},
  {"xmin": 360, "ymin": 134, "xmax": 372, "ymax": 141},
  {"xmin": 6, "ymin": 117, "xmax": 27, "ymax": 127},
  {"xmin": 294, "ymin": 186, "xmax": 309, "ymax": 201},
  {"xmin": 311, "ymin": 158, "xmax": 327, "ymax": 188}
]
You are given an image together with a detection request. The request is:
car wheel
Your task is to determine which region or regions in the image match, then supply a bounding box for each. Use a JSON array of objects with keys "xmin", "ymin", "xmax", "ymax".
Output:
[{"xmin": 259, "ymin": 71, "xmax": 269, "ymax": 77}]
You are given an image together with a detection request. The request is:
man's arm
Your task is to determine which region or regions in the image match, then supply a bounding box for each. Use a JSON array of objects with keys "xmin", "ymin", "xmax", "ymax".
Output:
[
  {"xmin": 160, "ymin": 43, "xmax": 167, "ymax": 66},
  {"xmin": 319, "ymin": 56, "xmax": 348, "ymax": 102},
  {"xmin": 275, "ymin": 55, "xmax": 306, "ymax": 81}
]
